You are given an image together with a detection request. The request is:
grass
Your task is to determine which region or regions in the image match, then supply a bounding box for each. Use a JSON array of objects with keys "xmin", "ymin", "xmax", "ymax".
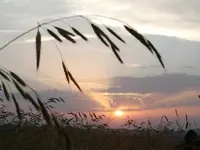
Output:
[
  {"xmin": 0, "ymin": 101, "xmax": 199, "ymax": 150},
  {"xmin": 0, "ymin": 15, "xmax": 199, "ymax": 150},
  {"xmin": 0, "ymin": 16, "xmax": 166, "ymax": 148}
]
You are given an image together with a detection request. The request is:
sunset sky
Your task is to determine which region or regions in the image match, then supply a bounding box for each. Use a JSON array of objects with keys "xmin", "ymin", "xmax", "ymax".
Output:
[{"xmin": 0, "ymin": 0, "xmax": 200, "ymax": 127}]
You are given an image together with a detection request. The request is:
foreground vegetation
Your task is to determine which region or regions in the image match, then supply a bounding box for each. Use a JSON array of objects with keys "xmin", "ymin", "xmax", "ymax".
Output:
[{"xmin": 0, "ymin": 99, "xmax": 200, "ymax": 150}]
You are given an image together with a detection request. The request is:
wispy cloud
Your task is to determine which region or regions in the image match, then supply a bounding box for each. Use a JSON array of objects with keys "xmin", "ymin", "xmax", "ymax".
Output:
[
  {"xmin": 2, "ymin": 0, "xmax": 200, "ymax": 41},
  {"xmin": 17, "ymin": 34, "xmax": 96, "ymax": 43},
  {"xmin": 74, "ymin": 0, "xmax": 200, "ymax": 41},
  {"xmin": 125, "ymin": 64, "xmax": 160, "ymax": 69},
  {"xmin": 0, "ymin": 29, "xmax": 21, "ymax": 33}
]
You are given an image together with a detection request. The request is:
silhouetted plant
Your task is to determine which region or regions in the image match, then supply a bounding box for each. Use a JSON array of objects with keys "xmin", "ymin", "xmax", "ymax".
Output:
[
  {"xmin": 0, "ymin": 15, "xmax": 166, "ymax": 150},
  {"xmin": 0, "ymin": 14, "xmax": 165, "ymax": 124}
]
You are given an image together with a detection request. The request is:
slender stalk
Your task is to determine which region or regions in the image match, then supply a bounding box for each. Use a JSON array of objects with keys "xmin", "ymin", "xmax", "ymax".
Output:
[
  {"xmin": 0, "ymin": 27, "xmax": 37, "ymax": 51},
  {"xmin": 86, "ymin": 14, "xmax": 130, "ymax": 26},
  {"xmin": 0, "ymin": 15, "xmax": 130, "ymax": 51},
  {"xmin": 0, "ymin": 15, "xmax": 84, "ymax": 51}
]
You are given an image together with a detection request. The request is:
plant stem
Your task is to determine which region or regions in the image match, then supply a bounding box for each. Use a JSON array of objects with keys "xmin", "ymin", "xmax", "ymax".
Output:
[
  {"xmin": 0, "ymin": 15, "xmax": 130, "ymax": 51},
  {"xmin": 0, "ymin": 15, "xmax": 84, "ymax": 51}
]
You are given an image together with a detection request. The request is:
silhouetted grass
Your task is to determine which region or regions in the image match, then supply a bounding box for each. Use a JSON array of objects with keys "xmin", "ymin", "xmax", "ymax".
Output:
[
  {"xmin": 1, "ymin": 15, "xmax": 200, "ymax": 150},
  {"xmin": 0, "ymin": 100, "xmax": 200, "ymax": 150}
]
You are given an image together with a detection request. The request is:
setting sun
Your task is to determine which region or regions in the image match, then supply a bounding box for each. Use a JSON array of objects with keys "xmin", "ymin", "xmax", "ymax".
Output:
[{"xmin": 114, "ymin": 110, "xmax": 124, "ymax": 117}]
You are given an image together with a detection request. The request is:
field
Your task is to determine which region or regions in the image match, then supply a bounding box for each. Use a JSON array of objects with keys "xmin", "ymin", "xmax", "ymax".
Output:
[{"xmin": 0, "ymin": 101, "xmax": 199, "ymax": 150}]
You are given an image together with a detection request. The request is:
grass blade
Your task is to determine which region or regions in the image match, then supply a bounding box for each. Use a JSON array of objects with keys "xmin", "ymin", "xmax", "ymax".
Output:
[
  {"xmin": 110, "ymin": 42, "xmax": 120, "ymax": 52},
  {"xmin": 55, "ymin": 27, "xmax": 76, "ymax": 43},
  {"xmin": 25, "ymin": 92, "xmax": 40, "ymax": 110},
  {"xmin": 54, "ymin": 26, "xmax": 75, "ymax": 36},
  {"xmin": 98, "ymin": 35, "xmax": 110, "ymax": 47},
  {"xmin": 106, "ymin": 27, "xmax": 126, "ymax": 43},
  {"xmin": 62, "ymin": 61, "xmax": 70, "ymax": 84},
  {"xmin": 37, "ymin": 97, "xmax": 52, "ymax": 126},
  {"xmin": 59, "ymin": 97, "xmax": 64, "ymax": 103},
  {"xmin": 0, "ymin": 70, "xmax": 10, "ymax": 81},
  {"xmin": 185, "ymin": 114, "xmax": 188, "ymax": 122},
  {"xmin": 175, "ymin": 109, "xmax": 179, "ymax": 117},
  {"xmin": 71, "ymin": 27, "xmax": 88, "ymax": 41},
  {"xmin": 91, "ymin": 24, "xmax": 109, "ymax": 47},
  {"xmin": 63, "ymin": 34, "xmax": 76, "ymax": 43},
  {"xmin": 13, "ymin": 80, "xmax": 27, "ymax": 99},
  {"xmin": 10, "ymin": 71, "xmax": 26, "ymax": 86},
  {"xmin": 147, "ymin": 40, "xmax": 165, "ymax": 68},
  {"xmin": 185, "ymin": 122, "xmax": 189, "ymax": 130},
  {"xmin": 68, "ymin": 71, "xmax": 82, "ymax": 92},
  {"xmin": 12, "ymin": 94, "xmax": 22, "ymax": 120},
  {"xmin": 2, "ymin": 81, "xmax": 10, "ymax": 101},
  {"xmin": 124, "ymin": 25, "xmax": 165, "ymax": 68},
  {"xmin": 124, "ymin": 25, "xmax": 153, "ymax": 53},
  {"xmin": 111, "ymin": 44, "xmax": 123, "ymax": 64},
  {"xmin": 36, "ymin": 28, "xmax": 41, "ymax": 70},
  {"xmin": 48, "ymin": 98, "xmax": 58, "ymax": 103},
  {"xmin": 91, "ymin": 23, "xmax": 120, "ymax": 52},
  {"xmin": 47, "ymin": 29, "xmax": 62, "ymax": 42},
  {"xmin": 164, "ymin": 115, "xmax": 169, "ymax": 122}
]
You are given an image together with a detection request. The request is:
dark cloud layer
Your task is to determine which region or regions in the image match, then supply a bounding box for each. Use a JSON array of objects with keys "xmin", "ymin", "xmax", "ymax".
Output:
[
  {"xmin": 106, "ymin": 73, "xmax": 200, "ymax": 93},
  {"xmin": 2, "ymin": 73, "xmax": 199, "ymax": 112}
]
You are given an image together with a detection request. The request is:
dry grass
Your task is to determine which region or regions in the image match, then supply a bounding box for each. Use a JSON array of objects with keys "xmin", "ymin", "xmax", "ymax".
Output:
[
  {"xmin": 0, "ymin": 17, "xmax": 166, "ymax": 148},
  {"xmin": 0, "ymin": 101, "xmax": 199, "ymax": 150}
]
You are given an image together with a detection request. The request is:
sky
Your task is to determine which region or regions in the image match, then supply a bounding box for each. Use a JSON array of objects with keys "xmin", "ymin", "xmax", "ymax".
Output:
[{"xmin": 0, "ymin": 0, "xmax": 200, "ymax": 128}]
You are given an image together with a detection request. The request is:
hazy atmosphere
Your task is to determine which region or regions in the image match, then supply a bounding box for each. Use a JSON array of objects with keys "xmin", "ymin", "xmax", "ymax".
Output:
[{"xmin": 1, "ymin": 0, "xmax": 200, "ymax": 128}]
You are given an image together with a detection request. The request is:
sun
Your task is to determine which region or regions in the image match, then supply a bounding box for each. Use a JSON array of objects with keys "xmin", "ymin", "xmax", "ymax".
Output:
[{"xmin": 114, "ymin": 110, "xmax": 124, "ymax": 117}]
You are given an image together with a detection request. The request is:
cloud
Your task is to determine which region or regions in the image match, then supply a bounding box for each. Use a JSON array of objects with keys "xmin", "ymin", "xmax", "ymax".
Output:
[
  {"xmin": 2, "ymin": 72, "xmax": 200, "ymax": 128},
  {"xmin": 19, "ymin": 34, "xmax": 96, "ymax": 43},
  {"xmin": 107, "ymin": 74, "xmax": 200, "ymax": 93},
  {"xmin": 1, "ymin": 0, "xmax": 200, "ymax": 41},
  {"xmin": 92, "ymin": 73, "xmax": 200, "ymax": 111},
  {"xmin": 2, "ymin": 29, "xmax": 200, "ymax": 83},
  {"xmin": 125, "ymin": 64, "xmax": 160, "ymax": 69},
  {"xmin": 74, "ymin": 0, "xmax": 200, "ymax": 41},
  {"xmin": 0, "ymin": 0, "xmax": 77, "ymax": 43},
  {"xmin": 0, "ymin": 30, "xmax": 21, "ymax": 33}
]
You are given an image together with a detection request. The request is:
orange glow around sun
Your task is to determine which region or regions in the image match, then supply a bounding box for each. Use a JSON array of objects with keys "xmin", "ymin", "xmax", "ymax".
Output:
[{"xmin": 114, "ymin": 110, "xmax": 124, "ymax": 117}]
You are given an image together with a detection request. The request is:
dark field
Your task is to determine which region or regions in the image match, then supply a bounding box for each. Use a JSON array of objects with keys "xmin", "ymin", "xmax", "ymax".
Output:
[{"xmin": 1, "ymin": 103, "xmax": 200, "ymax": 150}]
